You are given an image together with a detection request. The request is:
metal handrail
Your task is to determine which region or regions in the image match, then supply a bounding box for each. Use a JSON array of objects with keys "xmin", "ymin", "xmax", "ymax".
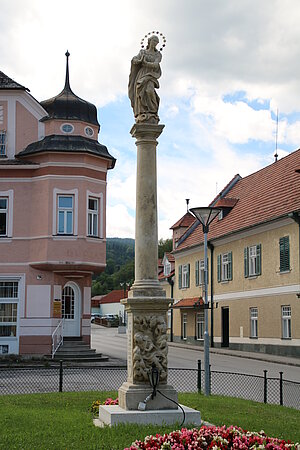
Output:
[{"xmin": 51, "ymin": 319, "xmax": 64, "ymax": 359}]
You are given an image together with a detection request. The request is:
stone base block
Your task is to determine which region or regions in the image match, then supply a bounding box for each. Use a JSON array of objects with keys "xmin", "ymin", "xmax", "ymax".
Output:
[
  {"xmin": 118, "ymin": 382, "xmax": 178, "ymax": 410},
  {"xmin": 95, "ymin": 404, "xmax": 201, "ymax": 426}
]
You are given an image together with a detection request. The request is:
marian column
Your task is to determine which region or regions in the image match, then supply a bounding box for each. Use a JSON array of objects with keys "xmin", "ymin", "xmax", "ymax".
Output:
[{"xmin": 118, "ymin": 32, "xmax": 178, "ymax": 410}]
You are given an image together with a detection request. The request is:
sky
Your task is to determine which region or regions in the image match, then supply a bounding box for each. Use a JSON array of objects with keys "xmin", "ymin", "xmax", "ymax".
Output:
[{"xmin": 2, "ymin": 0, "xmax": 300, "ymax": 239}]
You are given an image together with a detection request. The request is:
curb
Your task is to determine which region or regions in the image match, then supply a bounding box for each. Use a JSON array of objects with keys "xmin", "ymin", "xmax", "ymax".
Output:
[{"xmin": 168, "ymin": 342, "xmax": 300, "ymax": 368}]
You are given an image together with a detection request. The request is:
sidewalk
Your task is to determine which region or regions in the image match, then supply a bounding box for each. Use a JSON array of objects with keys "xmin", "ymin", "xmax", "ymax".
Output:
[{"xmin": 168, "ymin": 340, "xmax": 300, "ymax": 367}]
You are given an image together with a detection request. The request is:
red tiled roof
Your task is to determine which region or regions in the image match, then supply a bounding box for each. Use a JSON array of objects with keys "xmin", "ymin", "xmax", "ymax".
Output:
[
  {"xmin": 214, "ymin": 197, "xmax": 239, "ymax": 208},
  {"xmin": 165, "ymin": 252, "xmax": 175, "ymax": 262},
  {"xmin": 158, "ymin": 269, "xmax": 175, "ymax": 281},
  {"xmin": 92, "ymin": 289, "xmax": 128, "ymax": 305},
  {"xmin": 175, "ymin": 149, "xmax": 300, "ymax": 252},
  {"xmin": 173, "ymin": 297, "xmax": 204, "ymax": 308},
  {"xmin": 170, "ymin": 212, "xmax": 195, "ymax": 229}
]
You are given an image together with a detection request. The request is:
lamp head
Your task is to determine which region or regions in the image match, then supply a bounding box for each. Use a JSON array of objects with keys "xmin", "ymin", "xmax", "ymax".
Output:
[{"xmin": 190, "ymin": 206, "xmax": 222, "ymax": 233}]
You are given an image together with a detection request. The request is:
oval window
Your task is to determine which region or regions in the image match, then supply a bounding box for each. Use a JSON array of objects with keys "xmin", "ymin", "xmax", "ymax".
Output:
[
  {"xmin": 61, "ymin": 123, "xmax": 74, "ymax": 134},
  {"xmin": 85, "ymin": 126, "xmax": 94, "ymax": 137}
]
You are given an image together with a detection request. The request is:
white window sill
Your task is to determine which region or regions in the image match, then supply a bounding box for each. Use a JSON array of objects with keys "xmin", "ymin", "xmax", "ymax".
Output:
[
  {"xmin": 279, "ymin": 270, "xmax": 291, "ymax": 274},
  {"xmin": 220, "ymin": 280, "xmax": 229, "ymax": 284},
  {"xmin": 53, "ymin": 235, "xmax": 78, "ymax": 240}
]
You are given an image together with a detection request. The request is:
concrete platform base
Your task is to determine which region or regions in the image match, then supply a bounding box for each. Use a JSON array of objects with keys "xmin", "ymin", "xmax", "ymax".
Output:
[{"xmin": 95, "ymin": 404, "xmax": 201, "ymax": 426}]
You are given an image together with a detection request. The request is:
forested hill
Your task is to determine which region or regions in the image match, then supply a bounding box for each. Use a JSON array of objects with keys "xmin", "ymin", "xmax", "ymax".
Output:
[
  {"xmin": 91, "ymin": 237, "xmax": 172, "ymax": 296},
  {"xmin": 107, "ymin": 237, "xmax": 135, "ymax": 265},
  {"xmin": 92, "ymin": 238, "xmax": 135, "ymax": 296}
]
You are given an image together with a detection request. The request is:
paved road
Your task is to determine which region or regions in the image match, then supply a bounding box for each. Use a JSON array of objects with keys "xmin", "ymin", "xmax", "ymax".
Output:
[{"xmin": 91, "ymin": 324, "xmax": 300, "ymax": 382}]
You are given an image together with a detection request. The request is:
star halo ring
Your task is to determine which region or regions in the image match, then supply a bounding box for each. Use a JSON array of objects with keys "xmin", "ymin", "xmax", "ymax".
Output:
[{"xmin": 140, "ymin": 31, "xmax": 166, "ymax": 52}]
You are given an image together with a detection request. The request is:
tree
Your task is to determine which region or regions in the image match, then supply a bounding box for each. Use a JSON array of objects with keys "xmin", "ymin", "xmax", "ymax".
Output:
[{"xmin": 158, "ymin": 238, "xmax": 172, "ymax": 258}]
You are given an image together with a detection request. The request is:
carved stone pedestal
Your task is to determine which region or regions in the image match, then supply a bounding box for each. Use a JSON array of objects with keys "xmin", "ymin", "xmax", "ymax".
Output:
[{"xmin": 118, "ymin": 296, "xmax": 177, "ymax": 411}]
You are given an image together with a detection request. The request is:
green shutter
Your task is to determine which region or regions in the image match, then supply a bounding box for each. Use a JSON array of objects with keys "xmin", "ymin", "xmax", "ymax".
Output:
[
  {"xmin": 244, "ymin": 247, "xmax": 249, "ymax": 278},
  {"xmin": 217, "ymin": 254, "xmax": 221, "ymax": 282},
  {"xmin": 195, "ymin": 261, "xmax": 199, "ymax": 286},
  {"xmin": 280, "ymin": 236, "xmax": 290, "ymax": 272},
  {"xmin": 256, "ymin": 244, "xmax": 261, "ymax": 275},
  {"xmin": 228, "ymin": 252, "xmax": 233, "ymax": 280},
  {"xmin": 178, "ymin": 265, "xmax": 182, "ymax": 289},
  {"xmin": 187, "ymin": 263, "xmax": 190, "ymax": 288}
]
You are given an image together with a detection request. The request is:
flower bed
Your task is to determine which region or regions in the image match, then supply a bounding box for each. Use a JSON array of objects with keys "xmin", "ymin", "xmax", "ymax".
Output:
[
  {"xmin": 90, "ymin": 397, "xmax": 118, "ymax": 415},
  {"xmin": 126, "ymin": 425, "xmax": 299, "ymax": 450}
]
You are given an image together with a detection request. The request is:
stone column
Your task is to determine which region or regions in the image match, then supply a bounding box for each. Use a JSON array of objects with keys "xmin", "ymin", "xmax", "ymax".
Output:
[{"xmin": 118, "ymin": 123, "xmax": 177, "ymax": 411}]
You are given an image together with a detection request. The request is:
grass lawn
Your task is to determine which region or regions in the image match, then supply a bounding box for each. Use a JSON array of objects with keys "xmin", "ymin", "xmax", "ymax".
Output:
[{"xmin": 0, "ymin": 391, "xmax": 299, "ymax": 450}]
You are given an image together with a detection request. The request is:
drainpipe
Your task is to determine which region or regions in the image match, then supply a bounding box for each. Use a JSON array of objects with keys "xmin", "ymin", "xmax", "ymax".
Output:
[
  {"xmin": 208, "ymin": 241, "xmax": 214, "ymax": 347},
  {"xmin": 167, "ymin": 277, "xmax": 174, "ymax": 342}
]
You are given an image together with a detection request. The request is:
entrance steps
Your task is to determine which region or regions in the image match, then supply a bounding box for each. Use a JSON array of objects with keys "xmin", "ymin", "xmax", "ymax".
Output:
[{"xmin": 53, "ymin": 337, "xmax": 109, "ymax": 363}]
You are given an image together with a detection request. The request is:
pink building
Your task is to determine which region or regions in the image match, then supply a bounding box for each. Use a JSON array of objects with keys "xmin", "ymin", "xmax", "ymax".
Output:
[{"xmin": 0, "ymin": 52, "xmax": 115, "ymax": 356}]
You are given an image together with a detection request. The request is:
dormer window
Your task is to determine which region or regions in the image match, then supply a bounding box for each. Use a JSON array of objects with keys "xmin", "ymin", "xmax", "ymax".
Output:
[
  {"xmin": 61, "ymin": 123, "xmax": 74, "ymax": 134},
  {"xmin": 164, "ymin": 260, "xmax": 171, "ymax": 276},
  {"xmin": 0, "ymin": 131, "xmax": 6, "ymax": 156}
]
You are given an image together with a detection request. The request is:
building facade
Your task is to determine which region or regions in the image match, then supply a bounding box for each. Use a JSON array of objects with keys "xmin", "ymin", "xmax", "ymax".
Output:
[
  {"xmin": 171, "ymin": 151, "xmax": 300, "ymax": 357},
  {"xmin": 0, "ymin": 54, "xmax": 115, "ymax": 356}
]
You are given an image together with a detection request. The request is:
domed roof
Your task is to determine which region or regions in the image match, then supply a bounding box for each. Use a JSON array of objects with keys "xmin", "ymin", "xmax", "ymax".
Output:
[{"xmin": 40, "ymin": 51, "xmax": 99, "ymax": 127}]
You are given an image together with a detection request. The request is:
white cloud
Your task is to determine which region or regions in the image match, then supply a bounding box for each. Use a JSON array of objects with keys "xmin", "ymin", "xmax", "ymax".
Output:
[
  {"xmin": 2, "ymin": 0, "xmax": 300, "ymax": 239},
  {"xmin": 107, "ymin": 204, "xmax": 135, "ymax": 238}
]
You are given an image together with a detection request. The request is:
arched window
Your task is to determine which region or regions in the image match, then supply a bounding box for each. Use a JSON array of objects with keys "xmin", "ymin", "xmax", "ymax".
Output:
[{"xmin": 62, "ymin": 286, "xmax": 75, "ymax": 319}]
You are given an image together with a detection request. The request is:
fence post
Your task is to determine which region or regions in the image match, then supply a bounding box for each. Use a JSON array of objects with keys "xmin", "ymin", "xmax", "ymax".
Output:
[
  {"xmin": 279, "ymin": 371, "xmax": 283, "ymax": 406},
  {"xmin": 59, "ymin": 360, "xmax": 63, "ymax": 392},
  {"xmin": 209, "ymin": 364, "xmax": 212, "ymax": 395},
  {"xmin": 263, "ymin": 370, "xmax": 267, "ymax": 403},
  {"xmin": 197, "ymin": 360, "xmax": 201, "ymax": 393}
]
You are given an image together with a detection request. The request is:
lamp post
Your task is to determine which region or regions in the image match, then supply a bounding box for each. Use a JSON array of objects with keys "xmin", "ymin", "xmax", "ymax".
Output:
[{"xmin": 190, "ymin": 207, "xmax": 221, "ymax": 396}]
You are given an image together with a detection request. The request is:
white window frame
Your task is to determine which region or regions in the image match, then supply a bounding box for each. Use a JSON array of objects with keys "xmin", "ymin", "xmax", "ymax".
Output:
[
  {"xmin": 250, "ymin": 307, "xmax": 258, "ymax": 338},
  {"xmin": 164, "ymin": 260, "xmax": 171, "ymax": 276},
  {"xmin": 0, "ymin": 197, "xmax": 8, "ymax": 236},
  {"xmin": 282, "ymin": 306, "xmax": 291, "ymax": 339},
  {"xmin": 182, "ymin": 264, "xmax": 189, "ymax": 288},
  {"xmin": 0, "ymin": 130, "xmax": 6, "ymax": 156},
  {"xmin": 196, "ymin": 311, "xmax": 204, "ymax": 340},
  {"xmin": 53, "ymin": 188, "xmax": 78, "ymax": 236},
  {"xmin": 0, "ymin": 281, "xmax": 19, "ymax": 342},
  {"xmin": 0, "ymin": 190, "xmax": 13, "ymax": 238},
  {"xmin": 57, "ymin": 195, "xmax": 74, "ymax": 234},
  {"xmin": 182, "ymin": 313, "xmax": 187, "ymax": 340},
  {"xmin": 249, "ymin": 246, "xmax": 257, "ymax": 276},
  {"xmin": 86, "ymin": 191, "xmax": 103, "ymax": 238},
  {"xmin": 222, "ymin": 253, "xmax": 230, "ymax": 281},
  {"xmin": 87, "ymin": 197, "xmax": 99, "ymax": 237}
]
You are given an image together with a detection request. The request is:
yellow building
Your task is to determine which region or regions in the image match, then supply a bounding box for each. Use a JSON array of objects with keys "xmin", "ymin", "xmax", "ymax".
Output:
[{"xmin": 171, "ymin": 150, "xmax": 300, "ymax": 357}]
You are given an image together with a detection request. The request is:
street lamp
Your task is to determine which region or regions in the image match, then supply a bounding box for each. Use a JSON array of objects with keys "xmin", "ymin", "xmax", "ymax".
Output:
[{"xmin": 190, "ymin": 206, "xmax": 222, "ymax": 396}]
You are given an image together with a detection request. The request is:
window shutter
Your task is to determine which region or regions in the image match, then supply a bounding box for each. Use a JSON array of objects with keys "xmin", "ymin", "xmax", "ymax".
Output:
[
  {"xmin": 195, "ymin": 261, "xmax": 199, "ymax": 286},
  {"xmin": 280, "ymin": 236, "xmax": 290, "ymax": 272},
  {"xmin": 244, "ymin": 247, "xmax": 249, "ymax": 278},
  {"xmin": 217, "ymin": 254, "xmax": 221, "ymax": 282},
  {"xmin": 187, "ymin": 263, "xmax": 190, "ymax": 288},
  {"xmin": 178, "ymin": 265, "xmax": 182, "ymax": 289},
  {"xmin": 256, "ymin": 244, "xmax": 261, "ymax": 275},
  {"xmin": 228, "ymin": 252, "xmax": 233, "ymax": 280}
]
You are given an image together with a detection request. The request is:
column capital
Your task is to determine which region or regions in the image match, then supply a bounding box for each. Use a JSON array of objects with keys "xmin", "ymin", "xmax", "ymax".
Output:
[{"xmin": 130, "ymin": 123, "xmax": 165, "ymax": 142}]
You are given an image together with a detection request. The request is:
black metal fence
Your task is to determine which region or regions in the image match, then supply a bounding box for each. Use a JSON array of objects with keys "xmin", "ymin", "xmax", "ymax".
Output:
[{"xmin": 0, "ymin": 361, "xmax": 299, "ymax": 410}]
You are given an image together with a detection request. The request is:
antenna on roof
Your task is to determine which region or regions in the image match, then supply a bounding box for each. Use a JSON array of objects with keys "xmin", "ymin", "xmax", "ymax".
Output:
[
  {"xmin": 185, "ymin": 199, "xmax": 190, "ymax": 212},
  {"xmin": 274, "ymin": 109, "xmax": 279, "ymax": 162}
]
